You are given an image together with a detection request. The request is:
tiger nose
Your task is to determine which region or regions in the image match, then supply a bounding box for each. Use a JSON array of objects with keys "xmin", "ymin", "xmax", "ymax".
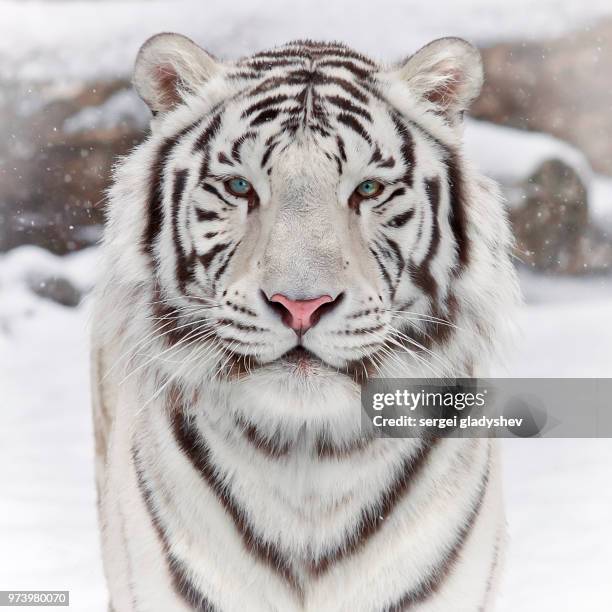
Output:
[{"xmin": 267, "ymin": 293, "xmax": 341, "ymax": 335}]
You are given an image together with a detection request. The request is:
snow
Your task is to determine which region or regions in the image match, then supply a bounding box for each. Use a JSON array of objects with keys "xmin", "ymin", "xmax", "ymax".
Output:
[
  {"xmin": 2, "ymin": 0, "xmax": 612, "ymax": 82},
  {"xmin": 499, "ymin": 438, "xmax": 612, "ymax": 612},
  {"xmin": 1, "ymin": 246, "xmax": 611, "ymax": 610},
  {"xmin": 488, "ymin": 271, "xmax": 612, "ymax": 379},
  {"xmin": 0, "ymin": 249, "xmax": 104, "ymax": 610}
]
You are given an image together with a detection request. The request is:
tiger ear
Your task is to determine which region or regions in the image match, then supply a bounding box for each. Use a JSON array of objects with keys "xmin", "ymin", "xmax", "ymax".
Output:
[
  {"xmin": 396, "ymin": 37, "xmax": 483, "ymax": 122},
  {"xmin": 133, "ymin": 33, "xmax": 222, "ymax": 114}
]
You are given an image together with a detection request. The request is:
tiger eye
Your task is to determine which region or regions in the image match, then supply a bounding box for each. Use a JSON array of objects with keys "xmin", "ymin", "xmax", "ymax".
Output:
[
  {"xmin": 356, "ymin": 180, "xmax": 383, "ymax": 198},
  {"xmin": 226, "ymin": 177, "xmax": 253, "ymax": 197}
]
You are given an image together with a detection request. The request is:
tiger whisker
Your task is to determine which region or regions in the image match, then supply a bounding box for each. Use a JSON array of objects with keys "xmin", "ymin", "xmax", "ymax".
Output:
[
  {"xmin": 119, "ymin": 322, "xmax": 230, "ymax": 386},
  {"xmin": 368, "ymin": 329, "xmax": 446, "ymax": 378},
  {"xmin": 387, "ymin": 328, "xmax": 456, "ymax": 377}
]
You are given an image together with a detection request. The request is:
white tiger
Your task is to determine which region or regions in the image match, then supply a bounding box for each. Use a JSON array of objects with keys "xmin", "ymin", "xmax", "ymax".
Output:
[{"xmin": 91, "ymin": 33, "xmax": 520, "ymax": 612}]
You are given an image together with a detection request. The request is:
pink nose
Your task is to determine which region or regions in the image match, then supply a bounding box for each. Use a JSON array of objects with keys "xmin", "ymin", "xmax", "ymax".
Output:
[{"xmin": 269, "ymin": 294, "xmax": 334, "ymax": 334}]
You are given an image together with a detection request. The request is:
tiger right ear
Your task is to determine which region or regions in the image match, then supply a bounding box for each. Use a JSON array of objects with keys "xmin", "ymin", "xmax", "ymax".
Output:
[
  {"xmin": 133, "ymin": 33, "xmax": 222, "ymax": 114},
  {"xmin": 396, "ymin": 37, "xmax": 483, "ymax": 123}
]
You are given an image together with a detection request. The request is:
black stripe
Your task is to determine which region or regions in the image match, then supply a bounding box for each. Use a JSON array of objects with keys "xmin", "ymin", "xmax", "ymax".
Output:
[
  {"xmin": 374, "ymin": 237, "xmax": 394, "ymax": 260},
  {"xmin": 314, "ymin": 435, "xmax": 373, "ymax": 459},
  {"xmin": 250, "ymin": 108, "xmax": 280, "ymax": 126},
  {"xmin": 248, "ymin": 76, "xmax": 302, "ymax": 97},
  {"xmin": 385, "ymin": 209, "xmax": 414, "ymax": 228},
  {"xmin": 231, "ymin": 131, "xmax": 257, "ymax": 164},
  {"xmin": 170, "ymin": 410, "xmax": 302, "ymax": 593},
  {"xmin": 315, "ymin": 74, "xmax": 370, "ymax": 104},
  {"xmin": 171, "ymin": 169, "xmax": 191, "ymax": 292},
  {"xmin": 217, "ymin": 152, "xmax": 234, "ymax": 166},
  {"xmin": 446, "ymin": 153, "xmax": 470, "ymax": 271},
  {"xmin": 243, "ymin": 59, "xmax": 300, "ymax": 72},
  {"xmin": 261, "ymin": 141, "xmax": 278, "ymax": 167},
  {"xmin": 241, "ymin": 94, "xmax": 289, "ymax": 118},
  {"xmin": 336, "ymin": 112, "xmax": 372, "ymax": 144},
  {"xmin": 369, "ymin": 147, "xmax": 383, "ymax": 165},
  {"xmin": 132, "ymin": 446, "xmax": 219, "ymax": 612},
  {"xmin": 249, "ymin": 48, "xmax": 321, "ymax": 61},
  {"xmin": 378, "ymin": 155, "xmax": 396, "ymax": 169},
  {"xmin": 196, "ymin": 112, "xmax": 224, "ymax": 185},
  {"xmin": 143, "ymin": 126, "xmax": 193, "ymax": 262},
  {"xmin": 199, "ymin": 242, "xmax": 230, "ymax": 269},
  {"xmin": 195, "ymin": 209, "xmax": 221, "ymax": 222},
  {"xmin": 309, "ymin": 124, "xmax": 331, "ymax": 137},
  {"xmin": 318, "ymin": 59, "xmax": 372, "ymax": 79},
  {"xmin": 325, "ymin": 95, "xmax": 372, "ymax": 121},
  {"xmin": 333, "ymin": 154, "xmax": 343, "ymax": 176},
  {"xmin": 396, "ymin": 114, "xmax": 471, "ymax": 273},
  {"xmin": 193, "ymin": 112, "xmax": 223, "ymax": 152},
  {"xmin": 369, "ymin": 246, "xmax": 394, "ymax": 298},
  {"xmin": 336, "ymin": 135, "xmax": 347, "ymax": 162},
  {"xmin": 250, "ymin": 43, "xmax": 377, "ymax": 67},
  {"xmin": 372, "ymin": 187, "xmax": 406, "ymax": 211},
  {"xmin": 382, "ymin": 234, "xmax": 405, "ymax": 283},
  {"xmin": 423, "ymin": 176, "xmax": 442, "ymax": 263},
  {"xmin": 390, "ymin": 113, "xmax": 415, "ymax": 187},
  {"xmin": 280, "ymin": 117, "xmax": 300, "ymax": 134},
  {"xmin": 311, "ymin": 440, "xmax": 438, "ymax": 574},
  {"xmin": 408, "ymin": 176, "xmax": 441, "ymax": 300},
  {"xmin": 310, "ymin": 89, "xmax": 332, "ymax": 128},
  {"xmin": 202, "ymin": 183, "xmax": 236, "ymax": 208},
  {"xmin": 213, "ymin": 242, "xmax": 240, "ymax": 285},
  {"xmin": 235, "ymin": 415, "xmax": 292, "ymax": 459}
]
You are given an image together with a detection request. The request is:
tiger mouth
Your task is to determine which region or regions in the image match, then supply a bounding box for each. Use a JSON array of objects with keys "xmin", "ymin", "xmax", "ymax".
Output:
[
  {"xmin": 222, "ymin": 341, "xmax": 379, "ymax": 385},
  {"xmin": 280, "ymin": 345, "xmax": 323, "ymax": 366},
  {"xmin": 279, "ymin": 345, "xmax": 377, "ymax": 383}
]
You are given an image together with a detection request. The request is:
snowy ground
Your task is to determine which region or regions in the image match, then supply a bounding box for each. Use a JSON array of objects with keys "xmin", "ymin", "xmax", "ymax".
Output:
[{"xmin": 1, "ymin": 246, "xmax": 611, "ymax": 611}]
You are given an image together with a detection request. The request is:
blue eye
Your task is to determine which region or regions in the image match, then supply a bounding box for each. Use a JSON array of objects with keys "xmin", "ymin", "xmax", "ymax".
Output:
[
  {"xmin": 226, "ymin": 177, "xmax": 253, "ymax": 197},
  {"xmin": 356, "ymin": 179, "xmax": 383, "ymax": 198}
]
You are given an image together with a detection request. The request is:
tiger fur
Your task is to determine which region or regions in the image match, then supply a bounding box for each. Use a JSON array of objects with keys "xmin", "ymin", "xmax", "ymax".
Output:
[{"xmin": 91, "ymin": 34, "xmax": 520, "ymax": 612}]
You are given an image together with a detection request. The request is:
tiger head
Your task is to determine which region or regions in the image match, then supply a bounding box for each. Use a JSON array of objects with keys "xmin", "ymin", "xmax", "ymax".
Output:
[{"xmin": 101, "ymin": 34, "xmax": 518, "ymax": 397}]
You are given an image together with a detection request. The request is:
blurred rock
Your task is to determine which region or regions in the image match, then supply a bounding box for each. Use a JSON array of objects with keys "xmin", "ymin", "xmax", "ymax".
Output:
[
  {"xmin": 0, "ymin": 78, "xmax": 148, "ymax": 254},
  {"xmin": 27, "ymin": 274, "xmax": 82, "ymax": 308},
  {"xmin": 473, "ymin": 19, "xmax": 612, "ymax": 176},
  {"xmin": 511, "ymin": 159, "xmax": 612, "ymax": 274}
]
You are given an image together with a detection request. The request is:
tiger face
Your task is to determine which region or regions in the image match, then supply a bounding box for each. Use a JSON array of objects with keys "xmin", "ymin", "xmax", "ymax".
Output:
[{"xmin": 112, "ymin": 34, "xmax": 512, "ymax": 386}]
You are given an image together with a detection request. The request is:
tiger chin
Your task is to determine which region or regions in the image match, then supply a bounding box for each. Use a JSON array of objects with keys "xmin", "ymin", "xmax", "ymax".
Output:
[{"xmin": 91, "ymin": 32, "xmax": 520, "ymax": 612}]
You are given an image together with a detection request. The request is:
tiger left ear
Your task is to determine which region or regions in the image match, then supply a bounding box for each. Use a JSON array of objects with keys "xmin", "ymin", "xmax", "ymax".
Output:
[
  {"xmin": 133, "ymin": 33, "xmax": 222, "ymax": 114},
  {"xmin": 396, "ymin": 37, "xmax": 483, "ymax": 122}
]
